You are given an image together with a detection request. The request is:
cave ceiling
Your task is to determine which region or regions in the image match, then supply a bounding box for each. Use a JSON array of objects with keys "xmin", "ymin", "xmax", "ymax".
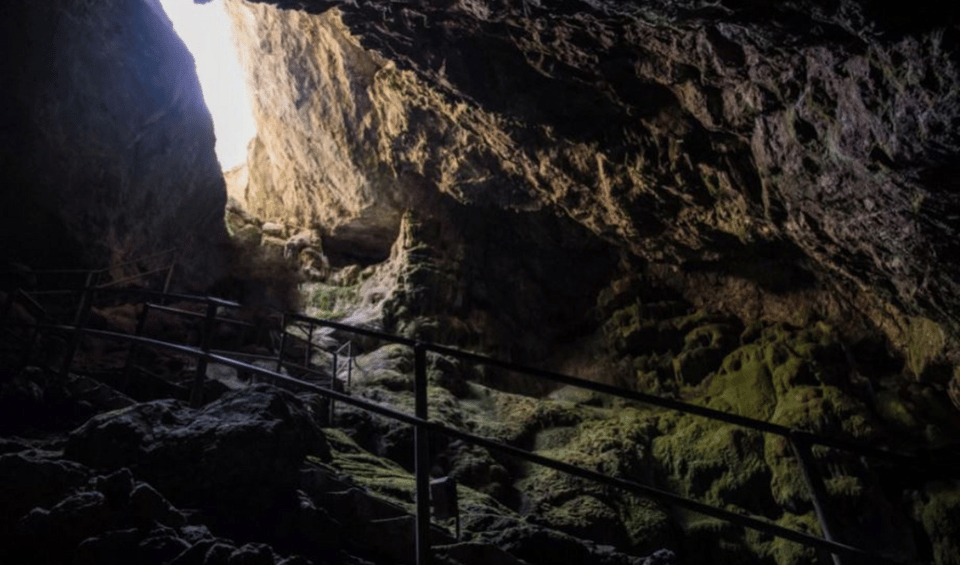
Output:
[{"xmin": 221, "ymin": 0, "xmax": 960, "ymax": 343}]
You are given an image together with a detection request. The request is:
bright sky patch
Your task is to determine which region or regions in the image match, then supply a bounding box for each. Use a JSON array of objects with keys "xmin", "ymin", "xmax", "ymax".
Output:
[{"xmin": 159, "ymin": 0, "xmax": 255, "ymax": 171}]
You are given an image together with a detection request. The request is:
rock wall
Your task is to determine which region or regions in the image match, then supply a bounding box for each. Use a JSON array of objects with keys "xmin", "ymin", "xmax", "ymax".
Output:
[
  {"xmin": 224, "ymin": 2, "xmax": 407, "ymax": 261},
  {"xmin": 226, "ymin": 0, "xmax": 960, "ymax": 344},
  {"xmin": 0, "ymin": 0, "xmax": 228, "ymax": 281}
]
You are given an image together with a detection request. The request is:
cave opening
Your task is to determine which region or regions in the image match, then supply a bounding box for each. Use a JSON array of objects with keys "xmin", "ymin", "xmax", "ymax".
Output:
[{"xmin": 158, "ymin": 0, "xmax": 255, "ymax": 171}]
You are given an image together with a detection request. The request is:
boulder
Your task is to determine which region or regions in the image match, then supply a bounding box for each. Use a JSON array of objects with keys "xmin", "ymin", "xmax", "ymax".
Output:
[
  {"xmin": 0, "ymin": 452, "xmax": 92, "ymax": 545},
  {"xmin": 0, "ymin": 366, "xmax": 136, "ymax": 434},
  {"xmin": 2, "ymin": 462, "xmax": 311, "ymax": 565},
  {"xmin": 64, "ymin": 386, "xmax": 331, "ymax": 534}
]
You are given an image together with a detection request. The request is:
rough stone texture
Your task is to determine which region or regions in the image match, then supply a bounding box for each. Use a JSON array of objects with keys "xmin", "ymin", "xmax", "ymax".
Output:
[
  {"xmin": 0, "ymin": 0, "xmax": 228, "ymax": 281},
  {"xmin": 327, "ymin": 296, "xmax": 960, "ymax": 563},
  {"xmin": 377, "ymin": 206, "xmax": 618, "ymax": 359},
  {"xmin": 290, "ymin": 196, "xmax": 618, "ymax": 364},
  {"xmin": 314, "ymin": 427, "xmax": 663, "ymax": 565},
  {"xmin": 64, "ymin": 386, "xmax": 331, "ymax": 540},
  {"xmin": 224, "ymin": 1, "xmax": 408, "ymax": 260},
  {"xmin": 225, "ymin": 0, "xmax": 960, "ymax": 345},
  {"xmin": 0, "ymin": 457, "xmax": 308, "ymax": 565},
  {"xmin": 0, "ymin": 365, "xmax": 136, "ymax": 434}
]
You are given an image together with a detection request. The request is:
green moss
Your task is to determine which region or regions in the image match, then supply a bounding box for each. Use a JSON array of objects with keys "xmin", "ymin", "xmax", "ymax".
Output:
[
  {"xmin": 618, "ymin": 495, "xmax": 676, "ymax": 552},
  {"xmin": 904, "ymin": 316, "xmax": 946, "ymax": 379},
  {"xmin": 536, "ymin": 495, "xmax": 625, "ymax": 546},
  {"xmin": 703, "ymin": 344, "xmax": 777, "ymax": 420},
  {"xmin": 769, "ymin": 384, "xmax": 876, "ymax": 441},
  {"xmin": 825, "ymin": 474, "xmax": 865, "ymax": 499},
  {"xmin": 469, "ymin": 388, "xmax": 589, "ymax": 445},
  {"xmin": 767, "ymin": 513, "xmax": 821, "ymax": 565},
  {"xmin": 231, "ymin": 223, "xmax": 262, "ymax": 247},
  {"xmin": 874, "ymin": 389, "xmax": 921, "ymax": 430},
  {"xmin": 763, "ymin": 434, "xmax": 810, "ymax": 510},
  {"xmin": 304, "ymin": 282, "xmax": 360, "ymax": 319},
  {"xmin": 653, "ymin": 415, "xmax": 775, "ymax": 517},
  {"xmin": 322, "ymin": 428, "xmax": 512, "ymax": 519},
  {"xmin": 514, "ymin": 408, "xmax": 674, "ymax": 552},
  {"xmin": 919, "ymin": 481, "xmax": 960, "ymax": 565},
  {"xmin": 673, "ymin": 309, "xmax": 714, "ymax": 331},
  {"xmin": 671, "ymin": 322, "xmax": 740, "ymax": 387},
  {"xmin": 676, "ymin": 511, "xmax": 759, "ymax": 565}
]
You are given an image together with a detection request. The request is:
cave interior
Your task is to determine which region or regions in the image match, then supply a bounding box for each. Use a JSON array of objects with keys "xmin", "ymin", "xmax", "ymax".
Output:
[{"xmin": 2, "ymin": 1, "xmax": 960, "ymax": 564}]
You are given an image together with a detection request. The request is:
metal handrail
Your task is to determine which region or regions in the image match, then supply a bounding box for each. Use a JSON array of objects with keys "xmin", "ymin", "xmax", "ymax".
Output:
[
  {"xmin": 1, "ymin": 286, "xmax": 933, "ymax": 565},
  {"xmin": 280, "ymin": 315, "xmax": 927, "ymax": 565},
  {"xmin": 333, "ymin": 341, "xmax": 364, "ymax": 389},
  {"xmin": 30, "ymin": 322, "xmax": 920, "ymax": 565},
  {"xmin": 284, "ymin": 313, "xmax": 916, "ymax": 463},
  {"xmin": 1, "ymin": 249, "xmax": 178, "ymax": 298}
]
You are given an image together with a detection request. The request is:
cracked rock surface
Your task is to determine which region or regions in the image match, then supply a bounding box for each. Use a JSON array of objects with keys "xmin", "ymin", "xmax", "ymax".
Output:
[{"xmin": 226, "ymin": 0, "xmax": 960, "ymax": 340}]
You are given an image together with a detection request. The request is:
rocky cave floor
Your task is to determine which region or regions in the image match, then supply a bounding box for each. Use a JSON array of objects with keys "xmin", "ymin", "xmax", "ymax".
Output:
[{"xmin": 2, "ymin": 205, "xmax": 960, "ymax": 565}]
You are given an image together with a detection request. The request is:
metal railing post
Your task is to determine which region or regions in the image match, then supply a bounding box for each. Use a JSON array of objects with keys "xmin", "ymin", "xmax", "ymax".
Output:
[
  {"xmin": 414, "ymin": 342, "xmax": 431, "ymax": 565},
  {"xmin": 122, "ymin": 303, "xmax": 151, "ymax": 389},
  {"xmin": 190, "ymin": 298, "xmax": 218, "ymax": 408},
  {"xmin": 330, "ymin": 350, "xmax": 339, "ymax": 423},
  {"xmin": 346, "ymin": 341, "xmax": 353, "ymax": 389},
  {"xmin": 162, "ymin": 255, "xmax": 177, "ymax": 294},
  {"xmin": 789, "ymin": 431, "xmax": 846, "ymax": 565},
  {"xmin": 275, "ymin": 314, "xmax": 288, "ymax": 383},
  {"xmin": 60, "ymin": 273, "xmax": 96, "ymax": 378},
  {"xmin": 305, "ymin": 323, "xmax": 314, "ymax": 367},
  {"xmin": 18, "ymin": 291, "xmax": 40, "ymax": 366}
]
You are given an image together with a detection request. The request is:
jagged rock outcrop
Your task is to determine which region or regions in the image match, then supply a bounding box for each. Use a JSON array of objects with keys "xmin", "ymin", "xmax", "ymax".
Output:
[
  {"xmin": 224, "ymin": 2, "xmax": 407, "ymax": 261},
  {"xmin": 225, "ymin": 0, "xmax": 960, "ymax": 348},
  {"xmin": 0, "ymin": 0, "xmax": 228, "ymax": 281},
  {"xmin": 65, "ymin": 387, "xmax": 331, "ymax": 524}
]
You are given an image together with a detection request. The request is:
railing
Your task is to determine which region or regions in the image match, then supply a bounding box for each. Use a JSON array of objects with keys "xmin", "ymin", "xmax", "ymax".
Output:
[
  {"xmin": 283, "ymin": 313, "xmax": 927, "ymax": 565},
  {"xmin": 0, "ymin": 286, "xmax": 937, "ymax": 565},
  {"xmin": 1, "ymin": 248, "xmax": 178, "ymax": 294}
]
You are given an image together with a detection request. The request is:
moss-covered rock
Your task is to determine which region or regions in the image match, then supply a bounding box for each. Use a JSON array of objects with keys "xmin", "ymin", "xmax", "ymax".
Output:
[
  {"xmin": 303, "ymin": 281, "xmax": 361, "ymax": 320},
  {"xmin": 312, "ymin": 314, "xmax": 956, "ymax": 564},
  {"xmin": 516, "ymin": 408, "xmax": 676, "ymax": 553},
  {"xmin": 653, "ymin": 415, "xmax": 777, "ymax": 517},
  {"xmin": 904, "ymin": 317, "xmax": 948, "ymax": 380},
  {"xmin": 321, "ymin": 429, "xmax": 657, "ymax": 565},
  {"xmin": 702, "ymin": 344, "xmax": 778, "ymax": 420},
  {"xmin": 917, "ymin": 481, "xmax": 960, "ymax": 565}
]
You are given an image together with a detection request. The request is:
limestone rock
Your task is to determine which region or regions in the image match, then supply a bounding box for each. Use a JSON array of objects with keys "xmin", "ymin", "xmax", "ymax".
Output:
[
  {"xmin": 0, "ymin": 458, "xmax": 310, "ymax": 565},
  {"xmin": 226, "ymin": 0, "xmax": 960, "ymax": 341},
  {"xmin": 0, "ymin": 452, "xmax": 92, "ymax": 542},
  {"xmin": 0, "ymin": 366, "xmax": 136, "ymax": 434},
  {"xmin": 224, "ymin": 1, "xmax": 406, "ymax": 261},
  {"xmin": 262, "ymin": 222, "xmax": 287, "ymax": 238},
  {"xmin": 64, "ymin": 386, "xmax": 331, "ymax": 532}
]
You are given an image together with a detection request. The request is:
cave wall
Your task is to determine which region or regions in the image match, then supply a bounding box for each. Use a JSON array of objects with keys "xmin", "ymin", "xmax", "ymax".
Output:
[
  {"xmin": 225, "ymin": 0, "xmax": 960, "ymax": 347},
  {"xmin": 0, "ymin": 0, "xmax": 228, "ymax": 281},
  {"xmin": 224, "ymin": 2, "xmax": 407, "ymax": 260}
]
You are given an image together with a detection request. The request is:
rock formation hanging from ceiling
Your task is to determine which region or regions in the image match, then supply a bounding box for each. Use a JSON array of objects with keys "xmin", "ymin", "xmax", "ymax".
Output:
[
  {"xmin": 224, "ymin": 0, "xmax": 960, "ymax": 352},
  {"xmin": 0, "ymin": 0, "xmax": 228, "ymax": 280}
]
